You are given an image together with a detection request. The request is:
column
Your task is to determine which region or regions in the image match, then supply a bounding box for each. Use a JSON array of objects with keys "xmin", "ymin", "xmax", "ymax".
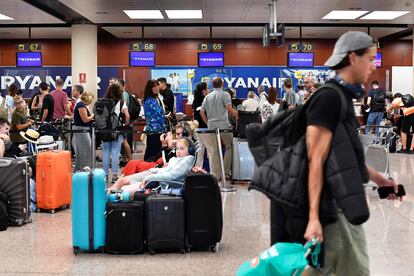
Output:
[{"xmin": 71, "ymin": 24, "xmax": 97, "ymax": 99}]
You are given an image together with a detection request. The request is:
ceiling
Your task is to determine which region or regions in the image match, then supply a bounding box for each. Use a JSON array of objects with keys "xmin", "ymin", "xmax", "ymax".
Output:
[{"xmin": 0, "ymin": 0, "xmax": 412, "ymax": 40}]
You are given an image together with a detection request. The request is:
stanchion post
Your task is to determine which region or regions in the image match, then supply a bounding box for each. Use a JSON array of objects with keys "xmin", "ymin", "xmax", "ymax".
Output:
[
  {"xmin": 215, "ymin": 128, "xmax": 236, "ymax": 193},
  {"xmin": 91, "ymin": 124, "xmax": 96, "ymax": 170}
]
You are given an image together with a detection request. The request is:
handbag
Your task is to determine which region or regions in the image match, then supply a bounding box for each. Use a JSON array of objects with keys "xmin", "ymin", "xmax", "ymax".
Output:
[{"xmin": 236, "ymin": 239, "xmax": 320, "ymax": 276}]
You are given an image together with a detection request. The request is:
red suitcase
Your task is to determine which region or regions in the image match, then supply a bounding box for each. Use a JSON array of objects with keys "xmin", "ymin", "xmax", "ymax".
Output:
[{"xmin": 36, "ymin": 150, "xmax": 72, "ymax": 213}]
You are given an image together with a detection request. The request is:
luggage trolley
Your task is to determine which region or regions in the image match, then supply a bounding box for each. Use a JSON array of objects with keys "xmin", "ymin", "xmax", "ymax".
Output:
[{"xmin": 358, "ymin": 125, "xmax": 396, "ymax": 184}]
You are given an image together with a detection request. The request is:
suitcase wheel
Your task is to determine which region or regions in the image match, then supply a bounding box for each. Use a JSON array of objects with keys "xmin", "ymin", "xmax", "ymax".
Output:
[
  {"xmin": 99, "ymin": 246, "xmax": 105, "ymax": 253},
  {"xmin": 73, "ymin": 246, "xmax": 80, "ymax": 255},
  {"xmin": 67, "ymin": 205, "xmax": 71, "ymax": 209},
  {"xmin": 49, "ymin": 209, "xmax": 55, "ymax": 214},
  {"xmin": 186, "ymin": 248, "xmax": 191, "ymax": 253},
  {"xmin": 150, "ymin": 250, "xmax": 155, "ymax": 255},
  {"xmin": 36, "ymin": 209, "xmax": 41, "ymax": 213},
  {"xmin": 180, "ymin": 248, "xmax": 186, "ymax": 254},
  {"xmin": 210, "ymin": 245, "xmax": 217, "ymax": 253}
]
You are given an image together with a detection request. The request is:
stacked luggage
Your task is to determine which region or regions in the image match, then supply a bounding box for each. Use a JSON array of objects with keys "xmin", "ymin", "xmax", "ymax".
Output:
[{"xmin": 71, "ymin": 171, "xmax": 223, "ymax": 255}]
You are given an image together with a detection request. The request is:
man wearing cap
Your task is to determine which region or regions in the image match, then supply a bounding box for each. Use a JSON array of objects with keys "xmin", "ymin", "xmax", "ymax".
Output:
[
  {"xmin": 301, "ymin": 31, "xmax": 401, "ymax": 275},
  {"xmin": 10, "ymin": 96, "xmax": 34, "ymax": 145}
]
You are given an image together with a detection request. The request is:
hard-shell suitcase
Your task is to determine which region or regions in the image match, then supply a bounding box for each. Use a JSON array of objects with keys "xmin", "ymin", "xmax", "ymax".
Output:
[
  {"xmin": 146, "ymin": 195, "xmax": 185, "ymax": 255},
  {"xmin": 0, "ymin": 158, "xmax": 31, "ymax": 226},
  {"xmin": 184, "ymin": 172, "xmax": 222, "ymax": 252},
  {"xmin": 72, "ymin": 169, "xmax": 106, "ymax": 254},
  {"xmin": 105, "ymin": 201, "xmax": 144, "ymax": 254},
  {"xmin": 232, "ymin": 138, "xmax": 256, "ymax": 181},
  {"xmin": 36, "ymin": 150, "xmax": 72, "ymax": 213}
]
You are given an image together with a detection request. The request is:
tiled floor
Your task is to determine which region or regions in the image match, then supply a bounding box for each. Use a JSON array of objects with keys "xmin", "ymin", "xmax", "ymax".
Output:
[{"xmin": 0, "ymin": 153, "xmax": 413, "ymax": 275}]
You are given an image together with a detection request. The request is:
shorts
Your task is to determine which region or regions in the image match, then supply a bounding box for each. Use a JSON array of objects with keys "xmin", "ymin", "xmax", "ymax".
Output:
[
  {"xmin": 401, "ymin": 113, "xmax": 414, "ymax": 134},
  {"xmin": 307, "ymin": 210, "xmax": 369, "ymax": 276}
]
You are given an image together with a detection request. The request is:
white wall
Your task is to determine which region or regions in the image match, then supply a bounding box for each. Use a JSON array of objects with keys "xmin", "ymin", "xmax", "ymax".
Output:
[{"xmin": 392, "ymin": 66, "xmax": 413, "ymax": 95}]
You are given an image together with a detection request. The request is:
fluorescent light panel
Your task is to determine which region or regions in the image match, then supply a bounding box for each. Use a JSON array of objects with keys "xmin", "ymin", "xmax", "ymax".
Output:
[
  {"xmin": 0, "ymin": 13, "xmax": 14, "ymax": 20},
  {"xmin": 322, "ymin": 10, "xmax": 369, "ymax": 20},
  {"xmin": 360, "ymin": 11, "xmax": 410, "ymax": 20},
  {"xmin": 165, "ymin": 10, "xmax": 202, "ymax": 19},
  {"xmin": 123, "ymin": 10, "xmax": 164, "ymax": 19}
]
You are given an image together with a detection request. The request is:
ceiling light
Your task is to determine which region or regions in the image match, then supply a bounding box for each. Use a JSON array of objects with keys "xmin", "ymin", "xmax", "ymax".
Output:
[
  {"xmin": 123, "ymin": 10, "xmax": 164, "ymax": 19},
  {"xmin": 0, "ymin": 13, "xmax": 14, "ymax": 20},
  {"xmin": 360, "ymin": 11, "xmax": 410, "ymax": 20},
  {"xmin": 165, "ymin": 10, "xmax": 202, "ymax": 19},
  {"xmin": 322, "ymin": 10, "xmax": 369, "ymax": 20}
]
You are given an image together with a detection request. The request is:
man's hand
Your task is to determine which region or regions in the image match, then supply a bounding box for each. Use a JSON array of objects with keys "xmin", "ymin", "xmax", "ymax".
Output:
[
  {"xmin": 139, "ymin": 179, "xmax": 146, "ymax": 190},
  {"xmin": 304, "ymin": 218, "xmax": 323, "ymax": 242},
  {"xmin": 367, "ymin": 166, "xmax": 402, "ymax": 201},
  {"xmin": 0, "ymin": 134, "xmax": 10, "ymax": 144}
]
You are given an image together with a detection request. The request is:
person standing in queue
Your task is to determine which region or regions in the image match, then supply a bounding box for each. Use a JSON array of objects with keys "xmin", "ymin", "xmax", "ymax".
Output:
[
  {"xmin": 39, "ymin": 82, "xmax": 54, "ymax": 123},
  {"xmin": 143, "ymin": 79, "xmax": 166, "ymax": 162},
  {"xmin": 199, "ymin": 77, "xmax": 238, "ymax": 181},
  {"xmin": 101, "ymin": 83, "xmax": 130, "ymax": 183},
  {"xmin": 72, "ymin": 91, "xmax": 94, "ymax": 172},
  {"xmin": 157, "ymin": 77, "xmax": 175, "ymax": 117}
]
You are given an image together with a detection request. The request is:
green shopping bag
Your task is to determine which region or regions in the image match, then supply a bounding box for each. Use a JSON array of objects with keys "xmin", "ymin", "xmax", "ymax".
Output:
[{"xmin": 236, "ymin": 239, "xmax": 320, "ymax": 276}]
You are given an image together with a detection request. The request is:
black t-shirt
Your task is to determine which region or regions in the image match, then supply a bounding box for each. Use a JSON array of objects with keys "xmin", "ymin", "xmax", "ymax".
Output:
[
  {"xmin": 161, "ymin": 88, "xmax": 175, "ymax": 114},
  {"xmin": 306, "ymin": 83, "xmax": 354, "ymax": 133},
  {"xmin": 41, "ymin": 94, "xmax": 55, "ymax": 122}
]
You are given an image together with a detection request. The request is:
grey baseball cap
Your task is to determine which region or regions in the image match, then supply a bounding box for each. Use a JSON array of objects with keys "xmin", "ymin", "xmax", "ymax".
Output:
[{"xmin": 325, "ymin": 31, "xmax": 376, "ymax": 67}]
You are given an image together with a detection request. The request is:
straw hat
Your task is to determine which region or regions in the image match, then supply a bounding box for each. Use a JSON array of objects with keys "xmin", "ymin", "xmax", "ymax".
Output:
[{"xmin": 20, "ymin": 129, "xmax": 40, "ymax": 144}]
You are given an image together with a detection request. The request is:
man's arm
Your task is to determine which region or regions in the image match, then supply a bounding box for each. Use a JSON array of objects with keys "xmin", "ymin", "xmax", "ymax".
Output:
[
  {"xmin": 64, "ymin": 102, "xmax": 72, "ymax": 116},
  {"xmin": 367, "ymin": 166, "xmax": 400, "ymax": 200},
  {"xmin": 200, "ymin": 110, "xmax": 208, "ymax": 126},
  {"xmin": 226, "ymin": 104, "xmax": 238, "ymax": 120},
  {"xmin": 304, "ymin": 125, "xmax": 333, "ymax": 242},
  {"xmin": 41, "ymin": 109, "xmax": 48, "ymax": 123}
]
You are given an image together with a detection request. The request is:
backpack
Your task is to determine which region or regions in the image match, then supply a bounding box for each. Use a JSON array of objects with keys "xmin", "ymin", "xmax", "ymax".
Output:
[
  {"xmin": 127, "ymin": 94, "xmax": 141, "ymax": 121},
  {"xmin": 0, "ymin": 97, "xmax": 7, "ymax": 120},
  {"xmin": 371, "ymin": 90, "xmax": 386, "ymax": 111},
  {"xmin": 246, "ymin": 82, "xmax": 346, "ymax": 170},
  {"xmin": 38, "ymin": 123, "xmax": 61, "ymax": 141},
  {"xmin": 402, "ymin": 94, "xmax": 414, "ymax": 108},
  {"xmin": 0, "ymin": 192, "xmax": 9, "ymax": 231},
  {"xmin": 93, "ymin": 98, "xmax": 123, "ymax": 142}
]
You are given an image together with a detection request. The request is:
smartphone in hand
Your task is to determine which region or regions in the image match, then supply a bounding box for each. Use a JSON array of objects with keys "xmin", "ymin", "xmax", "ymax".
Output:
[{"xmin": 377, "ymin": 184, "xmax": 406, "ymax": 199}]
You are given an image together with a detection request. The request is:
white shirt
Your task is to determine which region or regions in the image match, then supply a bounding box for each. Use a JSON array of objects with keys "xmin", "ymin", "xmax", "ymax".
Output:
[{"xmin": 242, "ymin": 98, "xmax": 259, "ymax": 111}]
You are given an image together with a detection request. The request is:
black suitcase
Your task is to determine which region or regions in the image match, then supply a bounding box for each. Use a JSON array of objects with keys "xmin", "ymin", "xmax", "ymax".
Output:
[
  {"xmin": 146, "ymin": 195, "xmax": 185, "ymax": 255},
  {"xmin": 184, "ymin": 172, "xmax": 223, "ymax": 252},
  {"xmin": 106, "ymin": 201, "xmax": 144, "ymax": 254},
  {"xmin": 0, "ymin": 158, "xmax": 31, "ymax": 226}
]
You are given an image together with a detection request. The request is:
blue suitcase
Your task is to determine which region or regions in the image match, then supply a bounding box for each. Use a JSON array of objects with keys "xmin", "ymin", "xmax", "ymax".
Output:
[{"xmin": 72, "ymin": 169, "xmax": 106, "ymax": 254}]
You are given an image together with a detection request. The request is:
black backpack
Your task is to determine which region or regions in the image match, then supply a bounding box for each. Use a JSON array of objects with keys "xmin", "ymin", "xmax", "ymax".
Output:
[
  {"xmin": 0, "ymin": 192, "xmax": 9, "ymax": 231},
  {"xmin": 127, "ymin": 94, "xmax": 141, "ymax": 121},
  {"xmin": 371, "ymin": 90, "xmax": 386, "ymax": 111},
  {"xmin": 93, "ymin": 99, "xmax": 124, "ymax": 142}
]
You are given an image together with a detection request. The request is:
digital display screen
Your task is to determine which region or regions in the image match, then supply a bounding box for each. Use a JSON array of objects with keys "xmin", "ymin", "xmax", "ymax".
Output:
[
  {"xmin": 287, "ymin": 52, "xmax": 314, "ymax": 67},
  {"xmin": 375, "ymin": 52, "xmax": 382, "ymax": 68},
  {"xmin": 16, "ymin": 52, "xmax": 42, "ymax": 67},
  {"xmin": 198, "ymin": 52, "xmax": 224, "ymax": 67},
  {"xmin": 129, "ymin": 51, "xmax": 156, "ymax": 67}
]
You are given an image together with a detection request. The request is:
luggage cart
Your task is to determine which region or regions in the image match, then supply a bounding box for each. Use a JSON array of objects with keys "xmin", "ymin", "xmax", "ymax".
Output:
[{"xmin": 358, "ymin": 125, "xmax": 396, "ymax": 188}]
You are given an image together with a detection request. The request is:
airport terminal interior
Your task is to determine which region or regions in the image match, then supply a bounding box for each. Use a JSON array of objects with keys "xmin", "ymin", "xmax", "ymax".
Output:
[{"xmin": 2, "ymin": 0, "xmax": 414, "ymax": 275}]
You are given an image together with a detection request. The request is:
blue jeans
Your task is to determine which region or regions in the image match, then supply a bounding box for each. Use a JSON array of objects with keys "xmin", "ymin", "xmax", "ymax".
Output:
[
  {"xmin": 365, "ymin": 112, "xmax": 384, "ymax": 137},
  {"xmin": 102, "ymin": 136, "xmax": 123, "ymax": 176}
]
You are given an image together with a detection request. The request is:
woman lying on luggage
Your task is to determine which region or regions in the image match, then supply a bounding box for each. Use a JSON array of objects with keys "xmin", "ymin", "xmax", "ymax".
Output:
[
  {"xmin": 120, "ymin": 120, "xmax": 195, "ymax": 176},
  {"xmin": 109, "ymin": 137, "xmax": 195, "ymax": 195}
]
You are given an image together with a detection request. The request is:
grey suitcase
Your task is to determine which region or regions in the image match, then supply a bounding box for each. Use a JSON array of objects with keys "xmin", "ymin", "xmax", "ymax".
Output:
[
  {"xmin": 0, "ymin": 158, "xmax": 31, "ymax": 226},
  {"xmin": 232, "ymin": 138, "xmax": 256, "ymax": 181}
]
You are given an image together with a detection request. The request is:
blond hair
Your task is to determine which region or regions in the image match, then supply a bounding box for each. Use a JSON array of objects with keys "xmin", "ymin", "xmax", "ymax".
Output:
[{"xmin": 80, "ymin": 91, "xmax": 95, "ymax": 105}]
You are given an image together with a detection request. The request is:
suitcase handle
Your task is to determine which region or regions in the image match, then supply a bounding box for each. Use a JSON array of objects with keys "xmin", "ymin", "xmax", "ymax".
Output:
[{"xmin": 0, "ymin": 159, "xmax": 12, "ymax": 167}]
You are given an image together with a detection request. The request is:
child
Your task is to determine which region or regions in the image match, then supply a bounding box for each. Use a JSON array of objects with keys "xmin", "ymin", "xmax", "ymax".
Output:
[{"xmin": 109, "ymin": 137, "xmax": 195, "ymax": 195}]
